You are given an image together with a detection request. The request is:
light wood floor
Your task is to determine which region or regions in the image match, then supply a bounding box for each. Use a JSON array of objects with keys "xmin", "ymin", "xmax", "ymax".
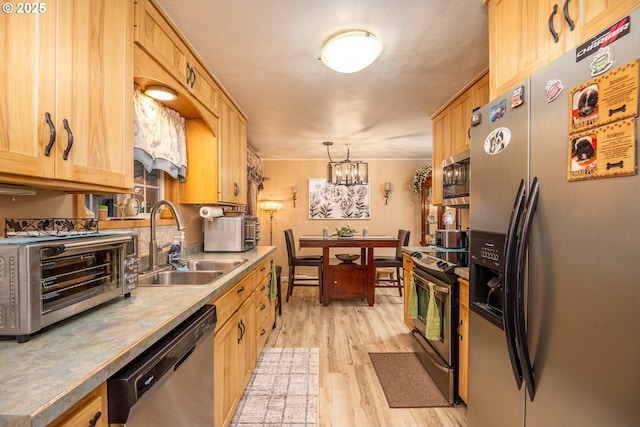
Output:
[{"xmin": 265, "ymin": 284, "xmax": 467, "ymax": 427}]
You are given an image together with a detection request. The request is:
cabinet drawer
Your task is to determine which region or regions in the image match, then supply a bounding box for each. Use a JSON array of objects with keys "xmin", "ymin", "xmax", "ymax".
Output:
[
  {"xmin": 255, "ymin": 274, "xmax": 271, "ymax": 304},
  {"xmin": 255, "ymin": 294, "xmax": 272, "ymax": 354},
  {"xmin": 255, "ymin": 257, "xmax": 272, "ymax": 284},
  {"xmin": 256, "ymin": 294, "xmax": 270, "ymax": 330},
  {"xmin": 210, "ymin": 272, "xmax": 255, "ymax": 328}
]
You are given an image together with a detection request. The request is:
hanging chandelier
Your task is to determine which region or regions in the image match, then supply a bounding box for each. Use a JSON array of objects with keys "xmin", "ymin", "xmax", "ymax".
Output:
[{"xmin": 323, "ymin": 141, "xmax": 368, "ymax": 186}]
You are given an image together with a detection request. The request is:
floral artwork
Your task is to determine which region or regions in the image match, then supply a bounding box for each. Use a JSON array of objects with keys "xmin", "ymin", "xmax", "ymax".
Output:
[{"xmin": 309, "ymin": 178, "xmax": 370, "ymax": 219}]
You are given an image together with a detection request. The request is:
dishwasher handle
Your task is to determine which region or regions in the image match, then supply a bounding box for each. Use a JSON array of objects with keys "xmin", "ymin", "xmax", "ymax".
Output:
[{"xmin": 107, "ymin": 305, "xmax": 217, "ymax": 425}]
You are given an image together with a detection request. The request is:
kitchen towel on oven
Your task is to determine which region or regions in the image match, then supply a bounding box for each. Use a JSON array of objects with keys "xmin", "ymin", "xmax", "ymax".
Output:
[{"xmin": 426, "ymin": 282, "xmax": 441, "ymax": 341}]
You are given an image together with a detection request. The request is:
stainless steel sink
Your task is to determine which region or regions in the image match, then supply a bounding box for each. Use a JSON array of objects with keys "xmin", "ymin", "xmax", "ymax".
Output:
[
  {"xmin": 138, "ymin": 258, "xmax": 247, "ymax": 286},
  {"xmin": 183, "ymin": 258, "xmax": 247, "ymax": 272},
  {"xmin": 138, "ymin": 270, "xmax": 224, "ymax": 286}
]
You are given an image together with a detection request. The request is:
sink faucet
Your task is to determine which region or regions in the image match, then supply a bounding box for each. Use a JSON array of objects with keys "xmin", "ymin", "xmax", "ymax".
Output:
[{"xmin": 148, "ymin": 200, "xmax": 186, "ymax": 271}]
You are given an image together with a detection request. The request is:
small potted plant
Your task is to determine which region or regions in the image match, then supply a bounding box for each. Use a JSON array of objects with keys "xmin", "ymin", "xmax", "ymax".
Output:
[{"xmin": 333, "ymin": 225, "xmax": 357, "ymax": 238}]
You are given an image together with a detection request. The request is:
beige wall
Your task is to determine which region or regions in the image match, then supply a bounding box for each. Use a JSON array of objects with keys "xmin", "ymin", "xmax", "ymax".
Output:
[
  {"xmin": 0, "ymin": 159, "xmax": 432, "ymax": 272},
  {"xmin": 257, "ymin": 159, "xmax": 429, "ymax": 273}
]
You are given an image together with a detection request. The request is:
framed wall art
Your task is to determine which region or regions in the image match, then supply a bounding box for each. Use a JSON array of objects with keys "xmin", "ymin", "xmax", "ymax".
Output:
[{"xmin": 308, "ymin": 178, "xmax": 370, "ymax": 219}]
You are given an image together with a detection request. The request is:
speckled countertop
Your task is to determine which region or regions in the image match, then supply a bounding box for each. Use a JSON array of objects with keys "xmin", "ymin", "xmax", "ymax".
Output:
[{"xmin": 0, "ymin": 246, "xmax": 276, "ymax": 427}]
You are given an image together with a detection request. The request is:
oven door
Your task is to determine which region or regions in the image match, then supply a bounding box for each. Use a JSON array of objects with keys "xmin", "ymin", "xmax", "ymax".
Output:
[{"xmin": 412, "ymin": 268, "xmax": 455, "ymax": 366}]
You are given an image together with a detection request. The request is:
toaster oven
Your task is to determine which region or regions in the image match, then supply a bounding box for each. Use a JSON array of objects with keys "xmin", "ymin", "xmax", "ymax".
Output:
[
  {"xmin": 0, "ymin": 233, "xmax": 139, "ymax": 342},
  {"xmin": 203, "ymin": 215, "xmax": 260, "ymax": 252}
]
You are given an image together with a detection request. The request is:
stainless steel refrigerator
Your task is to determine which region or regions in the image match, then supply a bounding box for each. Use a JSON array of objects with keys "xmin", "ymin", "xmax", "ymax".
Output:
[{"xmin": 467, "ymin": 9, "xmax": 640, "ymax": 427}]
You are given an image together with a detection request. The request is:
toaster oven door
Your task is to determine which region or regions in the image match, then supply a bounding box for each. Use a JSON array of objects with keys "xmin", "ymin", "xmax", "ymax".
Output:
[{"xmin": 35, "ymin": 239, "xmax": 127, "ymax": 325}]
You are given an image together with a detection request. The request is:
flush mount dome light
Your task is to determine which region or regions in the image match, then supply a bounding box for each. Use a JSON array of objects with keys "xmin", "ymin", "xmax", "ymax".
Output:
[
  {"xmin": 319, "ymin": 30, "xmax": 382, "ymax": 73},
  {"xmin": 144, "ymin": 85, "xmax": 178, "ymax": 101}
]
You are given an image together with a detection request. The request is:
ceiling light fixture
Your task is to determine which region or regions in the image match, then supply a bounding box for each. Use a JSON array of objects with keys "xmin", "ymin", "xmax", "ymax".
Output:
[
  {"xmin": 144, "ymin": 85, "xmax": 178, "ymax": 101},
  {"xmin": 323, "ymin": 141, "xmax": 368, "ymax": 186},
  {"xmin": 319, "ymin": 30, "xmax": 382, "ymax": 73}
]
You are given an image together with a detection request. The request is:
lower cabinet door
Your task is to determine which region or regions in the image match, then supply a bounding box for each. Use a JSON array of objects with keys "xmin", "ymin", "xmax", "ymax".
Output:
[{"xmin": 214, "ymin": 313, "xmax": 240, "ymax": 427}]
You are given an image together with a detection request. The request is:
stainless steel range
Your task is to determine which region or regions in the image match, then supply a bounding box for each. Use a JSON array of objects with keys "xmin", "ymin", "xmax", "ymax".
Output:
[{"xmin": 409, "ymin": 248, "xmax": 467, "ymax": 404}]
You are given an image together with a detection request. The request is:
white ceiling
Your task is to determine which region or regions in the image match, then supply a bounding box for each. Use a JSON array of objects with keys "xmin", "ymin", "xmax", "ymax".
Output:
[{"xmin": 155, "ymin": 0, "xmax": 489, "ymax": 161}]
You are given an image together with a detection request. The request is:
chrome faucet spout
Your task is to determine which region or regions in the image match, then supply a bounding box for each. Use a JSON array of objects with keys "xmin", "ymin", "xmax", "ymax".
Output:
[{"xmin": 148, "ymin": 200, "xmax": 186, "ymax": 271}]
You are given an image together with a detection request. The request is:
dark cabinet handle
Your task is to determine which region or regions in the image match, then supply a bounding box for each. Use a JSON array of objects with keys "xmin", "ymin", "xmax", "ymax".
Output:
[
  {"xmin": 260, "ymin": 328, "xmax": 266, "ymax": 336},
  {"xmin": 548, "ymin": 4, "xmax": 559, "ymax": 43},
  {"xmin": 237, "ymin": 319, "xmax": 245, "ymax": 343},
  {"xmin": 62, "ymin": 119, "xmax": 73, "ymax": 160},
  {"xmin": 190, "ymin": 66, "xmax": 196, "ymax": 88},
  {"xmin": 234, "ymin": 182, "xmax": 240, "ymax": 197},
  {"xmin": 44, "ymin": 112, "xmax": 56, "ymax": 156},
  {"xmin": 186, "ymin": 62, "xmax": 192, "ymax": 86},
  {"xmin": 237, "ymin": 286, "xmax": 245, "ymax": 294},
  {"xmin": 562, "ymin": 0, "xmax": 574, "ymax": 30},
  {"xmin": 88, "ymin": 411, "xmax": 101, "ymax": 427}
]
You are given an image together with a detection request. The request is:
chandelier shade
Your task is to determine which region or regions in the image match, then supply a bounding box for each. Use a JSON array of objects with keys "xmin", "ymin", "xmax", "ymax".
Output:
[{"xmin": 323, "ymin": 141, "xmax": 368, "ymax": 186}]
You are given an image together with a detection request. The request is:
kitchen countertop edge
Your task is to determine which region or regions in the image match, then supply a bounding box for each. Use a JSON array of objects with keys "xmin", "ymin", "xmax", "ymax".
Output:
[{"xmin": 0, "ymin": 246, "xmax": 276, "ymax": 427}]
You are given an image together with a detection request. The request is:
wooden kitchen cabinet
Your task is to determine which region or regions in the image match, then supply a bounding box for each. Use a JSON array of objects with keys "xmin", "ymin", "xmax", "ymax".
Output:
[
  {"xmin": 211, "ymin": 256, "xmax": 278, "ymax": 427},
  {"xmin": 48, "ymin": 382, "xmax": 107, "ymax": 427},
  {"xmin": 0, "ymin": 0, "xmax": 133, "ymax": 192},
  {"xmin": 212, "ymin": 272, "xmax": 256, "ymax": 427},
  {"xmin": 255, "ymin": 257, "xmax": 276, "ymax": 355},
  {"xmin": 134, "ymin": 0, "xmax": 221, "ymax": 117},
  {"xmin": 326, "ymin": 261, "xmax": 366, "ymax": 301},
  {"xmin": 458, "ymin": 277, "xmax": 469, "ymax": 404},
  {"xmin": 431, "ymin": 70, "xmax": 488, "ymax": 205},
  {"xmin": 402, "ymin": 253, "xmax": 414, "ymax": 330},
  {"xmin": 218, "ymin": 94, "xmax": 248, "ymax": 205},
  {"xmin": 487, "ymin": 0, "xmax": 640, "ymax": 97},
  {"xmin": 179, "ymin": 118, "xmax": 220, "ymax": 203}
]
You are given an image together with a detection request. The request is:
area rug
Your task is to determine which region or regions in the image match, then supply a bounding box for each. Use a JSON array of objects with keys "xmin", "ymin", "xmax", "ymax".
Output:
[
  {"xmin": 369, "ymin": 352, "xmax": 451, "ymax": 408},
  {"xmin": 231, "ymin": 347, "xmax": 319, "ymax": 427}
]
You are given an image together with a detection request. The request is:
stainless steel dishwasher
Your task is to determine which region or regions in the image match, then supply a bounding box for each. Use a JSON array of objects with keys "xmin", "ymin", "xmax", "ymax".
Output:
[{"xmin": 107, "ymin": 304, "xmax": 217, "ymax": 426}]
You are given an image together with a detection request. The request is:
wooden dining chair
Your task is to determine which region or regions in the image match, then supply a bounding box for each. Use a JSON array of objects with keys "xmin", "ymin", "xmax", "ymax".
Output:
[
  {"xmin": 373, "ymin": 229, "xmax": 410, "ymax": 296},
  {"xmin": 284, "ymin": 229, "xmax": 323, "ymax": 301}
]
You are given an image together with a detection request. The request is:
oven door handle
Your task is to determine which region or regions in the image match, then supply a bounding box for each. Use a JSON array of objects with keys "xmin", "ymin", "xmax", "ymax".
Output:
[
  {"xmin": 515, "ymin": 177, "xmax": 539, "ymax": 401},
  {"xmin": 414, "ymin": 277, "xmax": 449, "ymax": 294},
  {"xmin": 503, "ymin": 178, "xmax": 526, "ymax": 390}
]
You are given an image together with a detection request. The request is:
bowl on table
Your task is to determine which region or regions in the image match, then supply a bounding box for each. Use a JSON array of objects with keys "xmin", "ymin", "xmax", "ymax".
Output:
[{"xmin": 335, "ymin": 253, "xmax": 360, "ymax": 263}]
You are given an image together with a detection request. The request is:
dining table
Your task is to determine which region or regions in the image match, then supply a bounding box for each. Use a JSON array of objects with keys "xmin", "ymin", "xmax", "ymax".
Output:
[{"xmin": 298, "ymin": 235, "xmax": 399, "ymax": 306}]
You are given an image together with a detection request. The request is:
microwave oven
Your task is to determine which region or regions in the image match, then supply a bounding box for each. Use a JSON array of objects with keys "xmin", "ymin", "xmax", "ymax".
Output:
[
  {"xmin": 0, "ymin": 232, "xmax": 139, "ymax": 342},
  {"xmin": 204, "ymin": 215, "xmax": 260, "ymax": 252},
  {"xmin": 442, "ymin": 149, "xmax": 470, "ymax": 207}
]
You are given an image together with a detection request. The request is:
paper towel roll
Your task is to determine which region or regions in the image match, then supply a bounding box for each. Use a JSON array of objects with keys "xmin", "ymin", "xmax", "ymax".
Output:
[{"xmin": 199, "ymin": 206, "xmax": 223, "ymax": 219}]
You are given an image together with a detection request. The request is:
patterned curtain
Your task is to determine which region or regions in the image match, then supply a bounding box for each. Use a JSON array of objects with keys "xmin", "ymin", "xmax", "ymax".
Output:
[
  {"xmin": 133, "ymin": 86, "xmax": 187, "ymax": 182},
  {"xmin": 246, "ymin": 146, "xmax": 263, "ymax": 216}
]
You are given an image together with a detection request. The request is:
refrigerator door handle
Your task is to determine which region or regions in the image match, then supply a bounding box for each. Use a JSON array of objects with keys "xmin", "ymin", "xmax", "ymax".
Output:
[
  {"xmin": 515, "ymin": 177, "xmax": 540, "ymax": 401},
  {"xmin": 503, "ymin": 178, "xmax": 527, "ymax": 389}
]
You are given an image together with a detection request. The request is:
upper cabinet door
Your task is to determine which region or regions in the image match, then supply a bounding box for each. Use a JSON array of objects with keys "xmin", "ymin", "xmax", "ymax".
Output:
[
  {"xmin": 218, "ymin": 95, "xmax": 247, "ymax": 205},
  {"xmin": 0, "ymin": 5, "xmax": 56, "ymax": 179},
  {"xmin": 54, "ymin": 0, "xmax": 133, "ymax": 189},
  {"xmin": 0, "ymin": 0, "xmax": 133, "ymax": 192}
]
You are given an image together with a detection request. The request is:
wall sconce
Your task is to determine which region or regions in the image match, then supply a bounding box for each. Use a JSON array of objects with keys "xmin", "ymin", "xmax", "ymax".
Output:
[
  {"xmin": 291, "ymin": 185, "xmax": 298, "ymax": 208},
  {"xmin": 384, "ymin": 182, "xmax": 391, "ymax": 204}
]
